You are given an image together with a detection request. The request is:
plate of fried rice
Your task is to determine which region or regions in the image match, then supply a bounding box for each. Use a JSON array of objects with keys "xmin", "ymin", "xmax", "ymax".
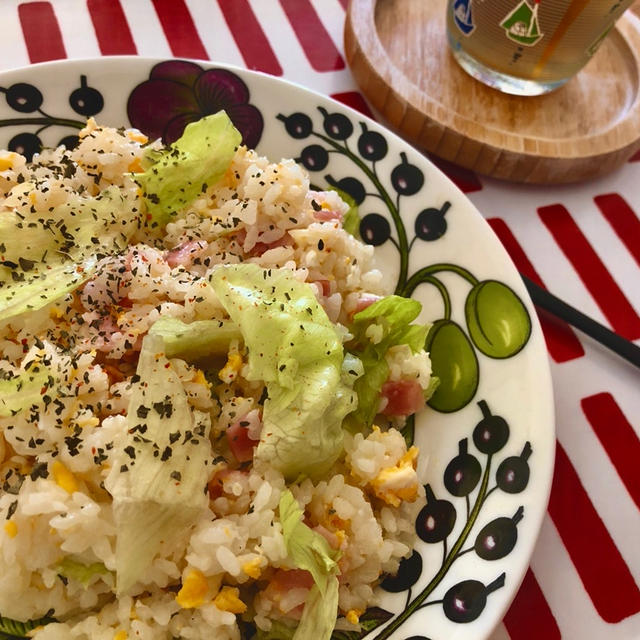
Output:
[{"xmin": 0, "ymin": 58, "xmax": 554, "ymax": 640}]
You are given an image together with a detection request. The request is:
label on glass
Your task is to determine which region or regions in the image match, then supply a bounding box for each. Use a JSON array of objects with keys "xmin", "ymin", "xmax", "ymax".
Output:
[{"xmin": 447, "ymin": 0, "xmax": 633, "ymax": 82}]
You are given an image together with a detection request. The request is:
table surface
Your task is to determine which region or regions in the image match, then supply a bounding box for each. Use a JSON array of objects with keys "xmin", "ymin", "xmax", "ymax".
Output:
[{"xmin": 0, "ymin": 1, "xmax": 638, "ymax": 639}]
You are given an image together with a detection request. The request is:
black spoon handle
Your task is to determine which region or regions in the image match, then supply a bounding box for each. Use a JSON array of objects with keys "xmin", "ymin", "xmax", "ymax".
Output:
[{"xmin": 520, "ymin": 274, "xmax": 640, "ymax": 370}]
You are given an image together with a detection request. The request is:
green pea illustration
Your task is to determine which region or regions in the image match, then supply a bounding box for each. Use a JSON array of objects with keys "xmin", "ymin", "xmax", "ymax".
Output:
[
  {"xmin": 465, "ymin": 280, "xmax": 531, "ymax": 359},
  {"xmin": 426, "ymin": 320, "xmax": 479, "ymax": 413}
]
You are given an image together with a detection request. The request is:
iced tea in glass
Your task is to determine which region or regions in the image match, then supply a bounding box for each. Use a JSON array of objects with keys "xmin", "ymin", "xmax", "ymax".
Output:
[{"xmin": 447, "ymin": 0, "xmax": 635, "ymax": 95}]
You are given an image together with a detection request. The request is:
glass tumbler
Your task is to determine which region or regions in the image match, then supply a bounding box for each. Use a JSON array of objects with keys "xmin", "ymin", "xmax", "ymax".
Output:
[{"xmin": 446, "ymin": 0, "xmax": 636, "ymax": 95}]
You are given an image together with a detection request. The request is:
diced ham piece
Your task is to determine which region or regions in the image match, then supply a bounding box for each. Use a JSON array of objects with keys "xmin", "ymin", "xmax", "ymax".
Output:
[
  {"xmin": 313, "ymin": 208, "xmax": 342, "ymax": 222},
  {"xmin": 250, "ymin": 233, "xmax": 292, "ymax": 257},
  {"xmin": 380, "ymin": 379, "xmax": 425, "ymax": 416},
  {"xmin": 270, "ymin": 569, "xmax": 314, "ymax": 591},
  {"xmin": 353, "ymin": 293, "xmax": 383, "ymax": 315},
  {"xmin": 316, "ymin": 279, "xmax": 332, "ymax": 297},
  {"xmin": 313, "ymin": 524, "xmax": 341, "ymax": 550},
  {"xmin": 165, "ymin": 240, "xmax": 207, "ymax": 268},
  {"xmin": 263, "ymin": 569, "xmax": 314, "ymax": 619},
  {"xmin": 226, "ymin": 417, "xmax": 261, "ymax": 463}
]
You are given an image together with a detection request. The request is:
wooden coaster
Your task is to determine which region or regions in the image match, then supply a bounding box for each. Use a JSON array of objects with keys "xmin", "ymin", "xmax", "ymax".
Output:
[{"xmin": 344, "ymin": 0, "xmax": 640, "ymax": 184}]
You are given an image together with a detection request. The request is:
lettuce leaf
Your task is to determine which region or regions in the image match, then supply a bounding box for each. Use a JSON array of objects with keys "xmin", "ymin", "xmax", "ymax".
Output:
[
  {"xmin": 279, "ymin": 490, "xmax": 340, "ymax": 640},
  {"xmin": 134, "ymin": 111, "xmax": 241, "ymax": 226},
  {"xmin": 56, "ymin": 558, "xmax": 110, "ymax": 587},
  {"xmin": 0, "ymin": 186, "xmax": 138, "ymax": 322},
  {"xmin": 105, "ymin": 333, "xmax": 212, "ymax": 594},
  {"xmin": 0, "ymin": 365, "xmax": 54, "ymax": 418},
  {"xmin": 279, "ymin": 490, "xmax": 339, "ymax": 596},
  {"xmin": 209, "ymin": 264, "xmax": 357, "ymax": 480},
  {"xmin": 148, "ymin": 316, "xmax": 242, "ymax": 361},
  {"xmin": 293, "ymin": 579, "xmax": 339, "ymax": 640},
  {"xmin": 345, "ymin": 295, "xmax": 429, "ymax": 430},
  {"xmin": 327, "ymin": 186, "xmax": 360, "ymax": 238}
]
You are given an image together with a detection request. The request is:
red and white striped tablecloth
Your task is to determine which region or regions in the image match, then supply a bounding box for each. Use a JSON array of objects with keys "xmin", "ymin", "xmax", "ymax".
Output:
[{"xmin": 0, "ymin": 1, "xmax": 639, "ymax": 639}]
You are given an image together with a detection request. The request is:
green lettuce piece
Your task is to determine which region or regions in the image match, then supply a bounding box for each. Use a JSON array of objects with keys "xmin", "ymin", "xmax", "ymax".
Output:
[
  {"xmin": 346, "ymin": 295, "xmax": 430, "ymax": 430},
  {"xmin": 279, "ymin": 490, "xmax": 340, "ymax": 640},
  {"xmin": 0, "ymin": 186, "xmax": 138, "ymax": 322},
  {"xmin": 149, "ymin": 316, "xmax": 242, "ymax": 361},
  {"xmin": 279, "ymin": 490, "xmax": 339, "ymax": 596},
  {"xmin": 0, "ymin": 365, "xmax": 54, "ymax": 418},
  {"xmin": 56, "ymin": 558, "xmax": 109, "ymax": 587},
  {"xmin": 209, "ymin": 264, "xmax": 357, "ymax": 480},
  {"xmin": 293, "ymin": 579, "xmax": 339, "ymax": 640},
  {"xmin": 134, "ymin": 111, "xmax": 242, "ymax": 226},
  {"xmin": 105, "ymin": 333, "xmax": 212, "ymax": 595},
  {"xmin": 252, "ymin": 582, "xmax": 339, "ymax": 640},
  {"xmin": 327, "ymin": 186, "xmax": 360, "ymax": 238}
]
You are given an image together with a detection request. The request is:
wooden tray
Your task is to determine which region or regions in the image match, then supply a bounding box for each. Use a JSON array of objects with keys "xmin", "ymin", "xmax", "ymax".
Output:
[{"xmin": 344, "ymin": 0, "xmax": 640, "ymax": 184}]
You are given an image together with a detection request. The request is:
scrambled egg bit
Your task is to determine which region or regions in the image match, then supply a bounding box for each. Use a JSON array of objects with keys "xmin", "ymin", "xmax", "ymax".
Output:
[
  {"xmin": 214, "ymin": 586, "xmax": 247, "ymax": 614},
  {"xmin": 176, "ymin": 569, "xmax": 210, "ymax": 609},
  {"xmin": 219, "ymin": 352, "xmax": 243, "ymax": 383},
  {"xmin": 348, "ymin": 426, "xmax": 421, "ymax": 508},
  {"xmin": 371, "ymin": 446, "xmax": 420, "ymax": 507},
  {"xmin": 52, "ymin": 461, "xmax": 79, "ymax": 495}
]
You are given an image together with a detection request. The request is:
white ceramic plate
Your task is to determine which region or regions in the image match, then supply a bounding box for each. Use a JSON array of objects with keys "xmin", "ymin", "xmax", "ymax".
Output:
[{"xmin": 0, "ymin": 58, "xmax": 555, "ymax": 640}]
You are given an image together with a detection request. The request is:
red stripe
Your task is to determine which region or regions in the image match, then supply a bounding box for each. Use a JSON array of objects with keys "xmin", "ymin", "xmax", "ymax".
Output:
[
  {"xmin": 279, "ymin": 0, "xmax": 345, "ymax": 71},
  {"xmin": 87, "ymin": 0, "xmax": 137, "ymax": 55},
  {"xmin": 18, "ymin": 2, "xmax": 66, "ymax": 63},
  {"xmin": 538, "ymin": 204, "xmax": 640, "ymax": 341},
  {"xmin": 428, "ymin": 154, "xmax": 483, "ymax": 193},
  {"xmin": 337, "ymin": 0, "xmax": 349, "ymax": 8},
  {"xmin": 217, "ymin": 0, "xmax": 282, "ymax": 75},
  {"xmin": 629, "ymin": 148, "xmax": 640, "ymax": 162},
  {"xmin": 549, "ymin": 442, "xmax": 640, "ymax": 623},
  {"xmin": 581, "ymin": 393, "xmax": 640, "ymax": 511},
  {"xmin": 151, "ymin": 0, "xmax": 208, "ymax": 59},
  {"xmin": 330, "ymin": 91, "xmax": 375, "ymax": 119},
  {"xmin": 593, "ymin": 194, "xmax": 640, "ymax": 268},
  {"xmin": 503, "ymin": 568, "xmax": 560, "ymax": 640},
  {"xmin": 487, "ymin": 217, "xmax": 585, "ymax": 363}
]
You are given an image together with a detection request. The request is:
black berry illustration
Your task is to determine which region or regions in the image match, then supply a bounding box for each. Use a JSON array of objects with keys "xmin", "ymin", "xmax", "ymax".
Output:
[
  {"xmin": 496, "ymin": 442, "xmax": 532, "ymax": 494},
  {"xmin": 69, "ymin": 75, "xmax": 104, "ymax": 117},
  {"xmin": 298, "ymin": 144, "xmax": 329, "ymax": 171},
  {"xmin": 58, "ymin": 135, "xmax": 79, "ymax": 150},
  {"xmin": 444, "ymin": 439, "xmax": 481, "ymax": 497},
  {"xmin": 325, "ymin": 174, "xmax": 366, "ymax": 204},
  {"xmin": 473, "ymin": 400, "xmax": 509, "ymax": 455},
  {"xmin": 474, "ymin": 507, "xmax": 524, "ymax": 561},
  {"xmin": 9, "ymin": 132, "xmax": 41, "ymax": 161},
  {"xmin": 357, "ymin": 122, "xmax": 387, "ymax": 161},
  {"xmin": 415, "ymin": 201, "xmax": 450, "ymax": 241},
  {"xmin": 318, "ymin": 106, "xmax": 353, "ymax": 140},
  {"xmin": 360, "ymin": 213, "xmax": 391, "ymax": 246},
  {"xmin": 442, "ymin": 573, "xmax": 505, "ymax": 623},
  {"xmin": 276, "ymin": 112, "xmax": 312, "ymax": 138},
  {"xmin": 5, "ymin": 83, "xmax": 43, "ymax": 113},
  {"xmin": 415, "ymin": 485, "xmax": 456, "ymax": 544},
  {"xmin": 404, "ymin": 637, "xmax": 433, "ymax": 640},
  {"xmin": 391, "ymin": 152, "xmax": 424, "ymax": 196},
  {"xmin": 380, "ymin": 550, "xmax": 423, "ymax": 593}
]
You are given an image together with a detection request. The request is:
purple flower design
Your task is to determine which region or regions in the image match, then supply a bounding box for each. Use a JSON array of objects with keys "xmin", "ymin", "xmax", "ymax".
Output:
[{"xmin": 127, "ymin": 61, "xmax": 263, "ymax": 147}]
